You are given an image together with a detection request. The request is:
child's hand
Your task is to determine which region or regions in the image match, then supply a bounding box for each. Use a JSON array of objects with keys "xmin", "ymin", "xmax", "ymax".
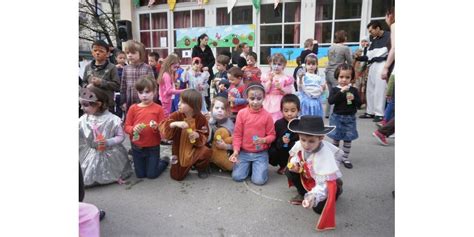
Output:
[
  {"xmin": 321, "ymin": 84, "xmax": 327, "ymax": 91},
  {"xmin": 96, "ymin": 137, "xmax": 106, "ymax": 148},
  {"xmin": 91, "ymin": 76, "xmax": 102, "ymax": 86},
  {"xmin": 228, "ymin": 96, "xmax": 235, "ymax": 102},
  {"xmin": 253, "ymin": 137, "xmax": 266, "ymax": 145},
  {"xmin": 188, "ymin": 131, "xmax": 199, "ymax": 141},
  {"xmin": 288, "ymin": 162, "xmax": 301, "ymax": 173},
  {"xmin": 204, "ymin": 112, "xmax": 211, "ymax": 121},
  {"xmin": 215, "ymin": 140, "xmax": 228, "ymax": 150},
  {"xmin": 149, "ymin": 120, "xmax": 158, "ymax": 130},
  {"xmin": 121, "ymin": 103, "xmax": 127, "ymax": 111},
  {"xmin": 229, "ymin": 152, "xmax": 239, "ymax": 163},
  {"xmin": 170, "ymin": 121, "xmax": 189, "ymax": 129},
  {"xmin": 282, "ymin": 135, "xmax": 290, "ymax": 145},
  {"xmin": 340, "ymin": 85, "xmax": 350, "ymax": 92},
  {"xmin": 202, "ymin": 67, "xmax": 209, "ymax": 71},
  {"xmin": 302, "ymin": 193, "xmax": 315, "ymax": 209}
]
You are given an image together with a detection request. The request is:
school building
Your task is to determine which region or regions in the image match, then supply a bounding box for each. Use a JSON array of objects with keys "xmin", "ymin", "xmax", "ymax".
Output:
[{"xmin": 119, "ymin": 0, "xmax": 392, "ymax": 69}]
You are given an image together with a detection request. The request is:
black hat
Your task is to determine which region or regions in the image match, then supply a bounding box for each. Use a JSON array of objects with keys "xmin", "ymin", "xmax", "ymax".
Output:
[
  {"xmin": 218, "ymin": 79, "xmax": 231, "ymax": 89},
  {"xmin": 288, "ymin": 115, "xmax": 335, "ymax": 136}
]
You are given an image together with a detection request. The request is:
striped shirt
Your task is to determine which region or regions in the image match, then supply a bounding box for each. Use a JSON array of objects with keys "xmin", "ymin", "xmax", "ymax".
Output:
[{"xmin": 120, "ymin": 63, "xmax": 154, "ymax": 108}]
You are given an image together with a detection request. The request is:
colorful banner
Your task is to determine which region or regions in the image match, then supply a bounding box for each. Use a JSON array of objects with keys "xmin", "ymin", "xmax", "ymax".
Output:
[
  {"xmin": 271, "ymin": 45, "xmax": 359, "ymax": 67},
  {"xmin": 176, "ymin": 24, "xmax": 255, "ymax": 49}
]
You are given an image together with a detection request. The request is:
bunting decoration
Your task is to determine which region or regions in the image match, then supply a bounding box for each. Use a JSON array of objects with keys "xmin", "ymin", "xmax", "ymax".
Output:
[
  {"xmin": 228, "ymin": 0, "xmax": 237, "ymax": 13},
  {"xmin": 168, "ymin": 0, "xmax": 176, "ymax": 11},
  {"xmin": 132, "ymin": 0, "xmax": 140, "ymax": 7},
  {"xmin": 148, "ymin": 0, "xmax": 155, "ymax": 8},
  {"xmin": 252, "ymin": 0, "xmax": 260, "ymax": 13},
  {"xmin": 274, "ymin": 0, "xmax": 280, "ymax": 9}
]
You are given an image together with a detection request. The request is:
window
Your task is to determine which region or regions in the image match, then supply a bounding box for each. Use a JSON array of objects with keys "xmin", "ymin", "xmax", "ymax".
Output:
[
  {"xmin": 260, "ymin": 2, "xmax": 300, "ymax": 65},
  {"xmin": 216, "ymin": 6, "xmax": 253, "ymax": 61},
  {"xmin": 139, "ymin": 12, "xmax": 169, "ymax": 60},
  {"xmin": 370, "ymin": 0, "xmax": 390, "ymax": 30},
  {"xmin": 173, "ymin": 9, "xmax": 205, "ymax": 64},
  {"xmin": 314, "ymin": 0, "xmax": 362, "ymax": 45}
]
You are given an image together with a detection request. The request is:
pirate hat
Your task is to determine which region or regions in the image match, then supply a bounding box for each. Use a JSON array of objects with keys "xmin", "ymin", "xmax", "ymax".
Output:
[{"xmin": 288, "ymin": 115, "xmax": 335, "ymax": 136}]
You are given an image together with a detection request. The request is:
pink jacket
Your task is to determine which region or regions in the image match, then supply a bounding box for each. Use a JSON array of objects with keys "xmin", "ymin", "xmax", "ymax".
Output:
[
  {"xmin": 159, "ymin": 72, "xmax": 185, "ymax": 117},
  {"xmin": 233, "ymin": 107, "xmax": 276, "ymax": 153}
]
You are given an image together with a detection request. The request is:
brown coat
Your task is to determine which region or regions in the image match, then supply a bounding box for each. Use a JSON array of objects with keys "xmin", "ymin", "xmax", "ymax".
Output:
[{"xmin": 159, "ymin": 111, "xmax": 212, "ymax": 181}]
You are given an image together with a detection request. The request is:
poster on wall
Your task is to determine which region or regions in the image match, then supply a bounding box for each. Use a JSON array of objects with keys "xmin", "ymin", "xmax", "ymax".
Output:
[
  {"xmin": 176, "ymin": 24, "xmax": 255, "ymax": 49},
  {"xmin": 271, "ymin": 45, "xmax": 360, "ymax": 68}
]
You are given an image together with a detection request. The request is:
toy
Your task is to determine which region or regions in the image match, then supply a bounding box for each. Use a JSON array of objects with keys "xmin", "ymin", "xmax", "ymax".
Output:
[
  {"xmin": 187, "ymin": 128, "xmax": 196, "ymax": 143},
  {"xmin": 132, "ymin": 123, "xmax": 147, "ymax": 141},
  {"xmin": 283, "ymin": 132, "xmax": 290, "ymax": 148},
  {"xmin": 253, "ymin": 135, "xmax": 261, "ymax": 150}
]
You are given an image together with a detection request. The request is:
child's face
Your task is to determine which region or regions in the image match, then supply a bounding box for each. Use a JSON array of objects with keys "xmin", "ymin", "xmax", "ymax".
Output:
[
  {"xmin": 337, "ymin": 69, "xmax": 353, "ymax": 87},
  {"xmin": 228, "ymin": 74, "xmax": 242, "ymax": 86},
  {"xmin": 91, "ymin": 45, "xmax": 108, "ymax": 63},
  {"xmin": 148, "ymin": 56, "xmax": 157, "ymax": 67},
  {"xmin": 218, "ymin": 84, "xmax": 226, "ymax": 91},
  {"xmin": 192, "ymin": 61, "xmax": 202, "ymax": 71},
  {"xmin": 271, "ymin": 61, "xmax": 285, "ymax": 74},
  {"xmin": 282, "ymin": 102, "xmax": 299, "ymax": 122},
  {"xmin": 216, "ymin": 63, "xmax": 226, "ymax": 72},
  {"xmin": 126, "ymin": 50, "xmax": 141, "ymax": 65},
  {"xmin": 360, "ymin": 40, "xmax": 369, "ymax": 48},
  {"xmin": 178, "ymin": 100, "xmax": 193, "ymax": 114},
  {"xmin": 298, "ymin": 134, "xmax": 324, "ymax": 153},
  {"xmin": 138, "ymin": 87, "xmax": 155, "ymax": 105},
  {"xmin": 80, "ymin": 100, "xmax": 101, "ymax": 115},
  {"xmin": 116, "ymin": 54, "xmax": 126, "ymax": 65},
  {"xmin": 305, "ymin": 61, "xmax": 318, "ymax": 73},
  {"xmin": 212, "ymin": 100, "xmax": 227, "ymax": 120},
  {"xmin": 171, "ymin": 62, "xmax": 180, "ymax": 72},
  {"xmin": 247, "ymin": 89, "xmax": 264, "ymax": 111},
  {"xmin": 246, "ymin": 55, "xmax": 256, "ymax": 66}
]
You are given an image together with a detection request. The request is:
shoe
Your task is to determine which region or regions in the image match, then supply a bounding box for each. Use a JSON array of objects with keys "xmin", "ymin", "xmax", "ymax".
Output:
[
  {"xmin": 99, "ymin": 210, "xmax": 106, "ymax": 221},
  {"xmin": 342, "ymin": 160, "xmax": 353, "ymax": 169},
  {"xmin": 160, "ymin": 140, "xmax": 172, "ymax": 145},
  {"xmin": 372, "ymin": 116, "xmax": 384, "ymax": 122},
  {"xmin": 277, "ymin": 166, "xmax": 287, "ymax": 175},
  {"xmin": 289, "ymin": 194, "xmax": 304, "ymax": 205},
  {"xmin": 389, "ymin": 133, "xmax": 395, "ymax": 139},
  {"xmin": 197, "ymin": 169, "xmax": 209, "ymax": 179},
  {"xmin": 376, "ymin": 120, "xmax": 387, "ymax": 128},
  {"xmin": 128, "ymin": 149, "xmax": 133, "ymax": 156},
  {"xmin": 372, "ymin": 130, "xmax": 389, "ymax": 146},
  {"xmin": 359, "ymin": 113, "xmax": 375, "ymax": 119}
]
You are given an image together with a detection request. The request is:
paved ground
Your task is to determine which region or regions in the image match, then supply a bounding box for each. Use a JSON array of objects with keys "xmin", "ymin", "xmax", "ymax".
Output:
[{"xmin": 84, "ymin": 111, "xmax": 394, "ymax": 236}]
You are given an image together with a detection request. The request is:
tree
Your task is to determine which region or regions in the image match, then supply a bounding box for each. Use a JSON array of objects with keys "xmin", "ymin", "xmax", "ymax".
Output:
[{"xmin": 79, "ymin": 0, "xmax": 120, "ymax": 47}]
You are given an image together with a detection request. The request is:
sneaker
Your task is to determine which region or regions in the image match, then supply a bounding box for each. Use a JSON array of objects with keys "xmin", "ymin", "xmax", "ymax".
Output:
[
  {"xmin": 277, "ymin": 166, "xmax": 287, "ymax": 175},
  {"xmin": 160, "ymin": 140, "xmax": 173, "ymax": 145},
  {"xmin": 359, "ymin": 113, "xmax": 375, "ymax": 119},
  {"xmin": 342, "ymin": 160, "xmax": 353, "ymax": 169},
  {"xmin": 389, "ymin": 133, "xmax": 395, "ymax": 139},
  {"xmin": 372, "ymin": 130, "xmax": 389, "ymax": 146},
  {"xmin": 372, "ymin": 116, "xmax": 384, "ymax": 122},
  {"xmin": 289, "ymin": 194, "xmax": 304, "ymax": 205}
]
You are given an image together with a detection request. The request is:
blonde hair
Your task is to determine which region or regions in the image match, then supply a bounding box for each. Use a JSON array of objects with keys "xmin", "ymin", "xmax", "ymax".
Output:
[
  {"xmin": 157, "ymin": 54, "xmax": 180, "ymax": 85},
  {"xmin": 304, "ymin": 38, "xmax": 314, "ymax": 48},
  {"xmin": 123, "ymin": 40, "xmax": 146, "ymax": 63},
  {"xmin": 270, "ymin": 53, "xmax": 287, "ymax": 65}
]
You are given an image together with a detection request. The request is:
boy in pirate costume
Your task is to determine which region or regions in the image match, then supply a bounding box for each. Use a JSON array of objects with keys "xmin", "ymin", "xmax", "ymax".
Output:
[{"xmin": 285, "ymin": 115, "xmax": 344, "ymax": 231}]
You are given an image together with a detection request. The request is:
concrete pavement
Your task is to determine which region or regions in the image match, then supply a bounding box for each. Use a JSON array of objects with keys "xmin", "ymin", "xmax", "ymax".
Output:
[{"xmin": 84, "ymin": 111, "xmax": 394, "ymax": 236}]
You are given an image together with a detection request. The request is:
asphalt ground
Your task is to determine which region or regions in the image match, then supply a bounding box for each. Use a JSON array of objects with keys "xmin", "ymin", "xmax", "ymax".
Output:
[{"xmin": 84, "ymin": 110, "xmax": 394, "ymax": 236}]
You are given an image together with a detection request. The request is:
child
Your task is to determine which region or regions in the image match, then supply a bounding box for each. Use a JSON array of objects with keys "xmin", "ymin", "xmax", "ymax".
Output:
[
  {"xmin": 261, "ymin": 53, "xmax": 295, "ymax": 122},
  {"xmin": 242, "ymin": 52, "xmax": 262, "ymax": 84},
  {"xmin": 216, "ymin": 79, "xmax": 230, "ymax": 98},
  {"xmin": 82, "ymin": 40, "xmax": 120, "ymax": 113},
  {"xmin": 120, "ymin": 40, "xmax": 155, "ymax": 114},
  {"xmin": 327, "ymin": 63, "xmax": 361, "ymax": 169},
  {"xmin": 297, "ymin": 53, "xmax": 327, "ymax": 117},
  {"xmin": 185, "ymin": 57, "xmax": 210, "ymax": 113},
  {"xmin": 229, "ymin": 82, "xmax": 276, "ymax": 185},
  {"xmin": 213, "ymin": 54, "xmax": 230, "ymax": 98},
  {"xmin": 124, "ymin": 75, "xmax": 169, "ymax": 179},
  {"xmin": 148, "ymin": 51, "xmax": 161, "ymax": 79},
  {"xmin": 268, "ymin": 94, "xmax": 300, "ymax": 175},
  {"xmin": 227, "ymin": 66, "xmax": 247, "ymax": 121},
  {"xmin": 352, "ymin": 38, "xmax": 369, "ymax": 108},
  {"xmin": 299, "ymin": 38, "xmax": 319, "ymax": 65},
  {"xmin": 171, "ymin": 66, "xmax": 186, "ymax": 113},
  {"xmin": 157, "ymin": 54, "xmax": 186, "ymax": 118},
  {"xmin": 79, "ymin": 86, "xmax": 132, "ymax": 186},
  {"xmin": 159, "ymin": 89, "xmax": 213, "ymax": 180},
  {"xmin": 285, "ymin": 115, "xmax": 344, "ymax": 231},
  {"xmin": 209, "ymin": 96, "xmax": 234, "ymax": 171},
  {"xmin": 292, "ymin": 56, "xmax": 302, "ymax": 91},
  {"xmin": 115, "ymin": 50, "xmax": 127, "ymax": 118}
]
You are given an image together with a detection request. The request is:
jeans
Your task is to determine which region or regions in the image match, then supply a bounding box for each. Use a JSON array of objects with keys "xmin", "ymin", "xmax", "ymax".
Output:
[
  {"xmin": 232, "ymin": 150, "xmax": 269, "ymax": 185},
  {"xmin": 383, "ymin": 97, "xmax": 395, "ymax": 121},
  {"xmin": 131, "ymin": 144, "xmax": 168, "ymax": 179}
]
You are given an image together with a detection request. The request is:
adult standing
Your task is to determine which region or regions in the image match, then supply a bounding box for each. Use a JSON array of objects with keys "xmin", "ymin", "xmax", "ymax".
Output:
[
  {"xmin": 192, "ymin": 33, "xmax": 215, "ymax": 110},
  {"xmin": 324, "ymin": 30, "xmax": 353, "ymax": 117},
  {"xmin": 236, "ymin": 42, "xmax": 250, "ymax": 68},
  {"xmin": 299, "ymin": 38, "xmax": 319, "ymax": 63},
  {"xmin": 357, "ymin": 21, "xmax": 391, "ymax": 122}
]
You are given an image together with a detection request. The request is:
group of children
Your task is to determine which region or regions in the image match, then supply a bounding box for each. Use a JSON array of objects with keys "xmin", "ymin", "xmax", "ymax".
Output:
[{"xmin": 79, "ymin": 38, "xmax": 365, "ymax": 231}]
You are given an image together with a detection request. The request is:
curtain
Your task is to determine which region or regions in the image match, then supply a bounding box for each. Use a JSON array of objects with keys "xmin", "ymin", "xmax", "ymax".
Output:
[{"xmin": 293, "ymin": 4, "xmax": 300, "ymax": 44}]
